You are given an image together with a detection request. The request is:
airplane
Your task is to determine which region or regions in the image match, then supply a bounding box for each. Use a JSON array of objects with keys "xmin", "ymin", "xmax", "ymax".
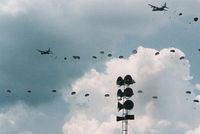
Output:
[
  {"xmin": 36, "ymin": 48, "xmax": 53, "ymax": 55},
  {"xmin": 148, "ymin": 2, "xmax": 168, "ymax": 11}
]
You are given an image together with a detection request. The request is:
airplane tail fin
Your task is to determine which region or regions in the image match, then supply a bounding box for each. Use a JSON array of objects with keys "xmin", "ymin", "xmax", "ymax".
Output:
[
  {"xmin": 49, "ymin": 48, "xmax": 53, "ymax": 54},
  {"xmin": 163, "ymin": 2, "xmax": 168, "ymax": 9}
]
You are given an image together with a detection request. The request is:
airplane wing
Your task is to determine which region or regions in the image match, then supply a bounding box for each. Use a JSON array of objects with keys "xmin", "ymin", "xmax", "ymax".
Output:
[
  {"xmin": 36, "ymin": 49, "xmax": 43, "ymax": 53},
  {"xmin": 148, "ymin": 4, "xmax": 157, "ymax": 8}
]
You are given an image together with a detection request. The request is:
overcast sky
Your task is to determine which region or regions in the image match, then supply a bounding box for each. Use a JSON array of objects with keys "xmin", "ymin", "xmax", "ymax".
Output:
[{"xmin": 0, "ymin": 0, "xmax": 200, "ymax": 134}]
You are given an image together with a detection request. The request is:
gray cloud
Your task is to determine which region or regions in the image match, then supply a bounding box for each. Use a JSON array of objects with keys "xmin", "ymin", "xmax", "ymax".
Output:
[
  {"xmin": 0, "ymin": 101, "xmax": 67, "ymax": 134},
  {"xmin": 0, "ymin": 0, "xmax": 173, "ymax": 105}
]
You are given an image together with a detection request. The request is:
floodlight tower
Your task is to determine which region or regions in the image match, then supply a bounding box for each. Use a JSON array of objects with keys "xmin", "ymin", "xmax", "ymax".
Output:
[{"xmin": 116, "ymin": 75, "xmax": 135, "ymax": 134}]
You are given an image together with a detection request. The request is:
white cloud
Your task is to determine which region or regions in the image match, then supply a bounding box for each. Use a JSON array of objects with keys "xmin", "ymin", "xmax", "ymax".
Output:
[
  {"xmin": 186, "ymin": 125, "xmax": 200, "ymax": 134},
  {"xmin": 175, "ymin": 121, "xmax": 190, "ymax": 129},
  {"xmin": 63, "ymin": 113, "xmax": 120, "ymax": 134},
  {"xmin": 63, "ymin": 102, "xmax": 156, "ymax": 134},
  {"xmin": 63, "ymin": 47, "xmax": 200, "ymax": 134},
  {"xmin": 194, "ymin": 95, "xmax": 200, "ymax": 101},
  {"xmin": 195, "ymin": 84, "xmax": 200, "ymax": 91},
  {"xmin": 157, "ymin": 120, "xmax": 171, "ymax": 127},
  {"xmin": 0, "ymin": 0, "xmax": 27, "ymax": 15},
  {"xmin": 0, "ymin": 102, "xmax": 45, "ymax": 134}
]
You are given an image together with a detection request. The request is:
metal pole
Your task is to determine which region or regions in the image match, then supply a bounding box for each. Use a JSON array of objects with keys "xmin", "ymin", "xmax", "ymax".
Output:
[{"xmin": 122, "ymin": 86, "xmax": 128, "ymax": 134}]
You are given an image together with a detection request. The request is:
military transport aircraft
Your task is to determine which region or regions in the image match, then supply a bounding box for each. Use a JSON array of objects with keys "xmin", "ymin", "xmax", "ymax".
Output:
[
  {"xmin": 148, "ymin": 2, "xmax": 168, "ymax": 11},
  {"xmin": 36, "ymin": 48, "xmax": 53, "ymax": 55}
]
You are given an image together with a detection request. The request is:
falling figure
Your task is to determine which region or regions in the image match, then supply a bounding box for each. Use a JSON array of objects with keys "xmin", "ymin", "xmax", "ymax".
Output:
[
  {"xmin": 6, "ymin": 89, "xmax": 11, "ymax": 93},
  {"xmin": 73, "ymin": 56, "xmax": 80, "ymax": 60},
  {"xmin": 193, "ymin": 99, "xmax": 199, "ymax": 103},
  {"xmin": 155, "ymin": 52, "xmax": 160, "ymax": 55},
  {"xmin": 170, "ymin": 49, "xmax": 175, "ymax": 53},
  {"xmin": 100, "ymin": 51, "xmax": 104, "ymax": 54},
  {"xmin": 92, "ymin": 56, "xmax": 97, "ymax": 59},
  {"xmin": 194, "ymin": 17, "xmax": 198, "ymax": 22},
  {"xmin": 52, "ymin": 90, "xmax": 56, "ymax": 93},
  {"xmin": 132, "ymin": 50, "xmax": 137, "ymax": 54},
  {"xmin": 71, "ymin": 91, "xmax": 76, "ymax": 95},
  {"xmin": 186, "ymin": 91, "xmax": 191, "ymax": 94},
  {"xmin": 152, "ymin": 96, "xmax": 158, "ymax": 99},
  {"xmin": 180, "ymin": 56, "xmax": 185, "ymax": 60},
  {"xmin": 85, "ymin": 93, "xmax": 89, "ymax": 97},
  {"xmin": 119, "ymin": 56, "xmax": 124, "ymax": 59},
  {"xmin": 107, "ymin": 54, "xmax": 112, "ymax": 57},
  {"xmin": 105, "ymin": 94, "xmax": 110, "ymax": 97}
]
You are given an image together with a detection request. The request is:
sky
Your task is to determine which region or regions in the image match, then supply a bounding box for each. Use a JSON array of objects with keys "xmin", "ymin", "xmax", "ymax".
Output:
[{"xmin": 0, "ymin": 0, "xmax": 200, "ymax": 134}]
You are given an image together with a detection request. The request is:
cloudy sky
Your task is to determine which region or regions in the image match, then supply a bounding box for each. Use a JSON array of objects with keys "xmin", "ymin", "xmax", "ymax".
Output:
[{"xmin": 0, "ymin": 0, "xmax": 200, "ymax": 134}]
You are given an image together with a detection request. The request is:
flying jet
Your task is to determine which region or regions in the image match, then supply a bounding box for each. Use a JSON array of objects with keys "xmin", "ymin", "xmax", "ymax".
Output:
[
  {"xmin": 148, "ymin": 2, "xmax": 168, "ymax": 11},
  {"xmin": 36, "ymin": 48, "xmax": 53, "ymax": 55}
]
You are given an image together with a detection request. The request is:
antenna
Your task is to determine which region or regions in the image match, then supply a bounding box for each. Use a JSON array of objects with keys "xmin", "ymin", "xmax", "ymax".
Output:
[{"xmin": 116, "ymin": 75, "xmax": 135, "ymax": 134}]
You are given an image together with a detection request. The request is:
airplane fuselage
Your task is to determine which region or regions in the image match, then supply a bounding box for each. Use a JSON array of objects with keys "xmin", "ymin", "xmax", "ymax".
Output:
[
  {"xmin": 152, "ymin": 8, "xmax": 165, "ymax": 11},
  {"xmin": 36, "ymin": 48, "xmax": 53, "ymax": 55},
  {"xmin": 41, "ymin": 52, "xmax": 50, "ymax": 55}
]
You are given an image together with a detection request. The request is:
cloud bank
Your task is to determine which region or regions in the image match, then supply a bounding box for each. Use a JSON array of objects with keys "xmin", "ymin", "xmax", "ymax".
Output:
[{"xmin": 63, "ymin": 47, "xmax": 200, "ymax": 134}]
